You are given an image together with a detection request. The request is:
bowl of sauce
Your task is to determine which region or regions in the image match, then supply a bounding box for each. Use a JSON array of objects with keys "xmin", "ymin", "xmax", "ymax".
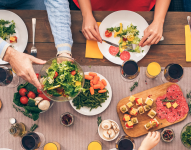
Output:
[
  {"xmin": 60, "ymin": 112, "xmax": 74, "ymax": 127},
  {"xmin": 161, "ymin": 128, "xmax": 174, "ymax": 142}
]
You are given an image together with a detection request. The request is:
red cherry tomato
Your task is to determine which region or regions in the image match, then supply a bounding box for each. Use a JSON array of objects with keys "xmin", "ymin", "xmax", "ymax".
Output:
[
  {"xmin": 71, "ymin": 70, "xmax": 76, "ymax": 76},
  {"xmin": 36, "ymin": 73, "xmax": 39, "ymax": 79},
  {"xmin": 37, "ymin": 89, "xmax": 43, "ymax": 94},
  {"xmin": 38, "ymin": 93, "xmax": 50, "ymax": 101},
  {"xmin": 27, "ymin": 91, "xmax": 36, "ymax": 99},
  {"xmin": 19, "ymin": 88, "xmax": 27, "ymax": 96},
  {"xmin": 54, "ymin": 72, "xmax": 58, "ymax": 78},
  {"xmin": 105, "ymin": 30, "xmax": 112, "ymax": 37},
  {"xmin": 123, "ymin": 37, "xmax": 127, "ymax": 41},
  {"xmin": 20, "ymin": 96, "xmax": 28, "ymax": 105}
]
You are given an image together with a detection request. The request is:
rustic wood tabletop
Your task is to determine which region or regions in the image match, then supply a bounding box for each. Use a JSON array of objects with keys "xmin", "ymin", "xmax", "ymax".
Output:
[{"xmin": 8, "ymin": 10, "xmax": 191, "ymax": 67}]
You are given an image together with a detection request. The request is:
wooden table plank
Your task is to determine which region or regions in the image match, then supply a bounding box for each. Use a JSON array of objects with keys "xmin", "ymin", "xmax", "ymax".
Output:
[
  {"xmin": 24, "ymin": 43, "xmax": 190, "ymax": 67},
  {"xmin": 9, "ymin": 10, "xmax": 189, "ymax": 45}
]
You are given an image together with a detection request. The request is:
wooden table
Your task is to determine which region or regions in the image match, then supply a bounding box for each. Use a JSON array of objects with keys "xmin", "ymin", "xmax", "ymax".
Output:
[{"xmin": 8, "ymin": 10, "xmax": 191, "ymax": 67}]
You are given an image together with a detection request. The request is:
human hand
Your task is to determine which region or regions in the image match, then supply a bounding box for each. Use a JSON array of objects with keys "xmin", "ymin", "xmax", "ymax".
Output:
[
  {"xmin": 139, "ymin": 131, "xmax": 160, "ymax": 150},
  {"xmin": 139, "ymin": 20, "xmax": 163, "ymax": 47},
  {"xmin": 82, "ymin": 14, "xmax": 102, "ymax": 43},
  {"xmin": 3, "ymin": 47, "xmax": 46, "ymax": 89}
]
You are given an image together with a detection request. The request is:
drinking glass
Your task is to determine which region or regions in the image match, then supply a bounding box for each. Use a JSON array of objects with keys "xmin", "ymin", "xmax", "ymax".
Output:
[
  {"xmin": 44, "ymin": 142, "xmax": 60, "ymax": 150},
  {"xmin": 120, "ymin": 60, "xmax": 140, "ymax": 82},
  {"xmin": 146, "ymin": 62, "xmax": 161, "ymax": 79},
  {"xmin": 0, "ymin": 66, "xmax": 19, "ymax": 87},
  {"xmin": 21, "ymin": 132, "xmax": 45, "ymax": 150},
  {"xmin": 88, "ymin": 140, "xmax": 102, "ymax": 150},
  {"xmin": 110, "ymin": 135, "xmax": 135, "ymax": 150},
  {"xmin": 161, "ymin": 63, "xmax": 183, "ymax": 83}
]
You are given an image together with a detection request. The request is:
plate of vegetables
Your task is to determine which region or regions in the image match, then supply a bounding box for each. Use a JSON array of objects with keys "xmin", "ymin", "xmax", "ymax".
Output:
[
  {"xmin": 98, "ymin": 10, "xmax": 150, "ymax": 65},
  {"xmin": 0, "ymin": 10, "xmax": 28, "ymax": 64},
  {"xmin": 13, "ymin": 79, "xmax": 54, "ymax": 121},
  {"xmin": 39, "ymin": 56, "xmax": 84, "ymax": 102},
  {"xmin": 70, "ymin": 72, "xmax": 112, "ymax": 116},
  {"xmin": 181, "ymin": 122, "xmax": 191, "ymax": 148}
]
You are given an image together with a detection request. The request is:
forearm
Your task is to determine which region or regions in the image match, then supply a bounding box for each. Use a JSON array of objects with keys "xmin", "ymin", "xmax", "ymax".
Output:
[
  {"xmin": 44, "ymin": 0, "xmax": 73, "ymax": 55},
  {"xmin": 0, "ymin": 37, "xmax": 11, "ymax": 60},
  {"xmin": 77, "ymin": 0, "xmax": 93, "ymax": 17},
  {"xmin": 154, "ymin": 0, "xmax": 171, "ymax": 23}
]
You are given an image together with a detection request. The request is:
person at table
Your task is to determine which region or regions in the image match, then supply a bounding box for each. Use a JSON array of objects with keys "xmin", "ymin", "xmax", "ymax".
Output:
[
  {"xmin": 139, "ymin": 131, "xmax": 160, "ymax": 150},
  {"xmin": 0, "ymin": 0, "xmax": 72, "ymax": 89},
  {"xmin": 74, "ymin": 0, "xmax": 171, "ymax": 47}
]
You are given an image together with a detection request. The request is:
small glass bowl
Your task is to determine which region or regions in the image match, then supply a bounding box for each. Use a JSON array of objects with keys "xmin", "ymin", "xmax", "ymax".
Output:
[
  {"xmin": 180, "ymin": 122, "xmax": 191, "ymax": 149},
  {"xmin": 60, "ymin": 112, "xmax": 74, "ymax": 127},
  {"xmin": 161, "ymin": 128, "xmax": 175, "ymax": 142}
]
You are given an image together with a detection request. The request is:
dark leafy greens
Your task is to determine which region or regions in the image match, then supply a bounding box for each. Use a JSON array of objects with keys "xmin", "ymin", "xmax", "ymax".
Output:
[
  {"xmin": 181, "ymin": 125, "xmax": 191, "ymax": 147},
  {"xmin": 72, "ymin": 79, "xmax": 109, "ymax": 111},
  {"xmin": 13, "ymin": 82, "xmax": 41, "ymax": 121}
]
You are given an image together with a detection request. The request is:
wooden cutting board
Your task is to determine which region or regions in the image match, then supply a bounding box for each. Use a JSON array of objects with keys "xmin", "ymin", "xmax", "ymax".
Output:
[{"xmin": 116, "ymin": 82, "xmax": 188, "ymax": 138}]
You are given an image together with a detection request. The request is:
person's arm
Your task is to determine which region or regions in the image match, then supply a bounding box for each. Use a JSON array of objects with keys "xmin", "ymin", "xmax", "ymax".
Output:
[
  {"xmin": 44, "ymin": 0, "xmax": 73, "ymax": 57},
  {"xmin": 138, "ymin": 131, "xmax": 160, "ymax": 150},
  {"xmin": 0, "ymin": 38, "xmax": 46, "ymax": 89},
  {"xmin": 139, "ymin": 0, "xmax": 171, "ymax": 47},
  {"xmin": 77, "ymin": 0, "xmax": 102, "ymax": 42}
]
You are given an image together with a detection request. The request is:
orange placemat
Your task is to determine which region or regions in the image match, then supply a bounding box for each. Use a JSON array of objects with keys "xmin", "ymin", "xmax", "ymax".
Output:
[{"xmin": 85, "ymin": 22, "xmax": 103, "ymax": 59}]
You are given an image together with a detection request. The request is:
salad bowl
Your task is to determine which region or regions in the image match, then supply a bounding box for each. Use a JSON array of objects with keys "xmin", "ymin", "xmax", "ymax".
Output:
[{"xmin": 39, "ymin": 56, "xmax": 85, "ymax": 102}]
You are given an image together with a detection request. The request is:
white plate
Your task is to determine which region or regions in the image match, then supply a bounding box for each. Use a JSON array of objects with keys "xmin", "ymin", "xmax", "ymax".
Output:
[
  {"xmin": 69, "ymin": 72, "xmax": 112, "ymax": 116},
  {"xmin": 98, "ymin": 119, "xmax": 120, "ymax": 141},
  {"xmin": 98, "ymin": 10, "xmax": 150, "ymax": 65},
  {"xmin": 0, "ymin": 10, "xmax": 28, "ymax": 64}
]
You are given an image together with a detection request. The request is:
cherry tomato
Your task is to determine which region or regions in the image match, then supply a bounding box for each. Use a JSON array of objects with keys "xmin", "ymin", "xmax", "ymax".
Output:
[
  {"xmin": 56, "ymin": 88, "xmax": 64, "ymax": 92},
  {"xmin": 54, "ymin": 72, "xmax": 58, "ymax": 78},
  {"xmin": 20, "ymin": 96, "xmax": 28, "ymax": 105},
  {"xmin": 37, "ymin": 89, "xmax": 43, "ymax": 94},
  {"xmin": 36, "ymin": 73, "xmax": 39, "ymax": 79},
  {"xmin": 27, "ymin": 91, "xmax": 36, "ymax": 99},
  {"xmin": 19, "ymin": 88, "xmax": 27, "ymax": 96},
  {"xmin": 123, "ymin": 37, "xmax": 127, "ymax": 41},
  {"xmin": 71, "ymin": 70, "xmax": 76, "ymax": 76},
  {"xmin": 38, "ymin": 93, "xmax": 50, "ymax": 101},
  {"xmin": 105, "ymin": 30, "xmax": 112, "ymax": 37}
]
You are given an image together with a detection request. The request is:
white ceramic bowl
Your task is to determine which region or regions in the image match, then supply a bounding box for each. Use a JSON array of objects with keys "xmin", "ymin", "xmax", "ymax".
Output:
[{"xmin": 98, "ymin": 119, "xmax": 120, "ymax": 141}]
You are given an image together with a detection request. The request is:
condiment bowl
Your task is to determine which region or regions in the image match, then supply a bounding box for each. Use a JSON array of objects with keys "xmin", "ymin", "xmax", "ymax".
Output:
[
  {"xmin": 161, "ymin": 128, "xmax": 174, "ymax": 142},
  {"xmin": 60, "ymin": 112, "xmax": 74, "ymax": 127},
  {"xmin": 98, "ymin": 119, "xmax": 120, "ymax": 141}
]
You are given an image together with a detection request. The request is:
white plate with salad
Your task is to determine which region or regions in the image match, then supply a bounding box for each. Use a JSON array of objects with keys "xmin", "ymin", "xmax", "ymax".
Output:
[
  {"xmin": 98, "ymin": 10, "xmax": 150, "ymax": 65},
  {"xmin": 69, "ymin": 72, "xmax": 112, "ymax": 116},
  {"xmin": 0, "ymin": 10, "xmax": 28, "ymax": 64}
]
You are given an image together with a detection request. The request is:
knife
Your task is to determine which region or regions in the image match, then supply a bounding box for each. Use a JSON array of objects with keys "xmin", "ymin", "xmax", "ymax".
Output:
[{"xmin": 187, "ymin": 16, "xmax": 191, "ymax": 33}]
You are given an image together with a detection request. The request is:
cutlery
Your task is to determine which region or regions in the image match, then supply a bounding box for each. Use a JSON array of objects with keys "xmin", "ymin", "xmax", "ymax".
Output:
[
  {"xmin": 187, "ymin": 16, "xmax": 191, "ymax": 33},
  {"xmin": 31, "ymin": 18, "xmax": 37, "ymax": 57}
]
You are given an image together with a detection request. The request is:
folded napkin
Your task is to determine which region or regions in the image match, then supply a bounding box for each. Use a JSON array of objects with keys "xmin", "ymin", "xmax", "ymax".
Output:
[
  {"xmin": 85, "ymin": 22, "xmax": 103, "ymax": 59},
  {"xmin": 185, "ymin": 25, "xmax": 191, "ymax": 62}
]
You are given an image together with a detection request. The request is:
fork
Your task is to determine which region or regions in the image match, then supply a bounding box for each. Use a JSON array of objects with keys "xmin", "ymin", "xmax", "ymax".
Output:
[{"xmin": 31, "ymin": 18, "xmax": 37, "ymax": 57}]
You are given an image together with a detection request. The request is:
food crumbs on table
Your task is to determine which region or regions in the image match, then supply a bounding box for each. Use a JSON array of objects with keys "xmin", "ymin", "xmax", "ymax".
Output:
[
  {"xmin": 97, "ymin": 116, "xmax": 102, "ymax": 126},
  {"xmin": 30, "ymin": 124, "xmax": 38, "ymax": 132},
  {"xmin": 130, "ymin": 81, "xmax": 138, "ymax": 92}
]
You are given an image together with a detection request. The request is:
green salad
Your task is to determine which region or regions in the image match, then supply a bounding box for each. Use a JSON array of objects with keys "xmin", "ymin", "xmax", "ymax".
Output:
[
  {"xmin": 0, "ymin": 19, "xmax": 16, "ymax": 40},
  {"xmin": 41, "ymin": 60, "xmax": 83, "ymax": 98},
  {"xmin": 107, "ymin": 23, "xmax": 142, "ymax": 54},
  {"xmin": 181, "ymin": 125, "xmax": 191, "ymax": 147}
]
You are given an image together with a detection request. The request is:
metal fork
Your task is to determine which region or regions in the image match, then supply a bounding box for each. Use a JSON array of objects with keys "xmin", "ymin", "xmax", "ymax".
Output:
[{"xmin": 31, "ymin": 18, "xmax": 37, "ymax": 57}]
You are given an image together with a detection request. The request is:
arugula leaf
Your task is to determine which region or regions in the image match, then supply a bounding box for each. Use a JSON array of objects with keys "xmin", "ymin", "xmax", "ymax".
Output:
[
  {"xmin": 28, "ymin": 98, "xmax": 36, "ymax": 107},
  {"xmin": 17, "ymin": 82, "xmax": 29, "ymax": 91},
  {"xmin": 25, "ymin": 83, "xmax": 38, "ymax": 94},
  {"xmin": 13, "ymin": 92, "xmax": 23, "ymax": 107},
  {"xmin": 32, "ymin": 113, "xmax": 39, "ymax": 121}
]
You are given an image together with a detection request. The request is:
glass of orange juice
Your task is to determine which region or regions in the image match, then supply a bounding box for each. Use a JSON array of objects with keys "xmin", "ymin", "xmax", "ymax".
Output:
[
  {"xmin": 146, "ymin": 62, "xmax": 161, "ymax": 79},
  {"xmin": 44, "ymin": 142, "xmax": 60, "ymax": 150},
  {"xmin": 88, "ymin": 140, "xmax": 102, "ymax": 150}
]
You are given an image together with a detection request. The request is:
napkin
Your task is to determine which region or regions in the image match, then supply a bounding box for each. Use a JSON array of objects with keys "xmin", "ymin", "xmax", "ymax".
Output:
[
  {"xmin": 85, "ymin": 22, "xmax": 103, "ymax": 59},
  {"xmin": 185, "ymin": 25, "xmax": 191, "ymax": 62}
]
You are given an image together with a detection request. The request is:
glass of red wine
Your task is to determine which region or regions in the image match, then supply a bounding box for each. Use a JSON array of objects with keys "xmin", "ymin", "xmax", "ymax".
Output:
[
  {"xmin": 120, "ymin": 60, "xmax": 140, "ymax": 82},
  {"xmin": 21, "ymin": 132, "xmax": 45, "ymax": 150},
  {"xmin": 161, "ymin": 64, "xmax": 184, "ymax": 83},
  {"xmin": 110, "ymin": 135, "xmax": 135, "ymax": 150},
  {"xmin": 0, "ymin": 66, "xmax": 19, "ymax": 87}
]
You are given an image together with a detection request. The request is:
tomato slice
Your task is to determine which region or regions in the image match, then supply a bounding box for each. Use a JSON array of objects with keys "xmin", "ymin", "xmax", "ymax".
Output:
[
  {"xmin": 54, "ymin": 72, "xmax": 58, "ymax": 78},
  {"xmin": 105, "ymin": 30, "xmax": 112, "ymax": 37},
  {"xmin": 123, "ymin": 37, "xmax": 127, "ymax": 41}
]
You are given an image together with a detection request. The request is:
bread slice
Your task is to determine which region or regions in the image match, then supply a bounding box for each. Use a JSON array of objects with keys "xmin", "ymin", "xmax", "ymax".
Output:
[
  {"xmin": 143, "ymin": 105, "xmax": 151, "ymax": 112},
  {"xmin": 120, "ymin": 105, "xmax": 128, "ymax": 113},
  {"xmin": 144, "ymin": 122, "xmax": 152, "ymax": 130},
  {"xmin": 147, "ymin": 109, "xmax": 156, "ymax": 118},
  {"xmin": 131, "ymin": 117, "xmax": 138, "ymax": 124},
  {"xmin": 145, "ymin": 97, "xmax": 154, "ymax": 106},
  {"xmin": 138, "ymin": 106, "xmax": 145, "ymax": 114}
]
